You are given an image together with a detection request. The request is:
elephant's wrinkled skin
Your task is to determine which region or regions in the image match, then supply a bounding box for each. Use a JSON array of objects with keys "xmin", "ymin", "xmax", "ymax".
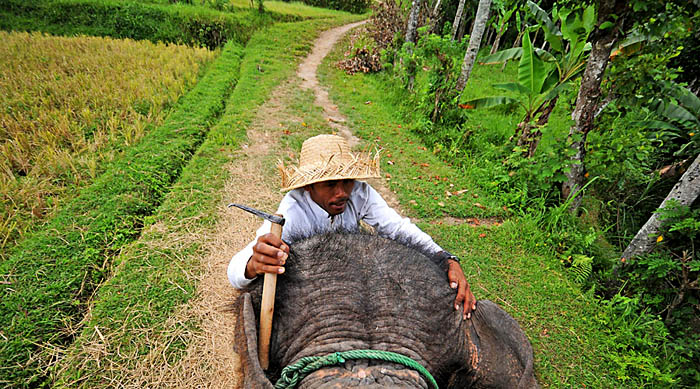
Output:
[{"xmin": 235, "ymin": 232, "xmax": 538, "ymax": 388}]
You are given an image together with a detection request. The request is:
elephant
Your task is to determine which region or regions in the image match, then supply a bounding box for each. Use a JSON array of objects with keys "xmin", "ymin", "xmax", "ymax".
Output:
[{"xmin": 235, "ymin": 231, "xmax": 538, "ymax": 388}]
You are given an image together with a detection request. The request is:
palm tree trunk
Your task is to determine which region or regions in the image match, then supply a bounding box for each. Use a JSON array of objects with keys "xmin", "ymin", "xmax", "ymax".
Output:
[
  {"xmin": 405, "ymin": 0, "xmax": 422, "ymax": 44},
  {"xmin": 451, "ymin": 0, "xmax": 467, "ymax": 41},
  {"xmin": 621, "ymin": 154, "xmax": 700, "ymax": 260},
  {"xmin": 455, "ymin": 0, "xmax": 492, "ymax": 92},
  {"xmin": 561, "ymin": 0, "xmax": 623, "ymax": 210}
]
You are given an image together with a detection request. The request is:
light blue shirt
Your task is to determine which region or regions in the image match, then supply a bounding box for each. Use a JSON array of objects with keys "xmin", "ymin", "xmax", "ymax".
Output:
[{"xmin": 227, "ymin": 181, "xmax": 443, "ymax": 289}]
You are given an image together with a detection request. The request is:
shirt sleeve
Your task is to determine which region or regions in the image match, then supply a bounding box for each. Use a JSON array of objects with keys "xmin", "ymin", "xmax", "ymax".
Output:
[
  {"xmin": 227, "ymin": 219, "xmax": 271, "ymax": 289},
  {"xmin": 359, "ymin": 183, "xmax": 443, "ymax": 255},
  {"xmin": 227, "ymin": 191, "xmax": 301, "ymax": 289}
]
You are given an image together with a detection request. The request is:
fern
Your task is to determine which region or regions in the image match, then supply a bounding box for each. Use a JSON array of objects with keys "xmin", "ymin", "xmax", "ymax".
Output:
[{"xmin": 569, "ymin": 254, "xmax": 593, "ymax": 284}]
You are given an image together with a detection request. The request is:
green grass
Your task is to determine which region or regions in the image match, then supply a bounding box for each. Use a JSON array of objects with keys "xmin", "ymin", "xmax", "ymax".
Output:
[
  {"xmin": 55, "ymin": 14, "xmax": 364, "ymax": 387},
  {"xmin": 0, "ymin": 39, "xmax": 245, "ymax": 388},
  {"xmin": 319, "ymin": 31, "xmax": 621, "ymax": 387},
  {"xmin": 0, "ymin": 0, "xmax": 298, "ymax": 48}
]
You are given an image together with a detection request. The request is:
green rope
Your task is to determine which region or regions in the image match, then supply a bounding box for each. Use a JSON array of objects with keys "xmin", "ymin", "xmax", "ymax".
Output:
[{"xmin": 273, "ymin": 349, "xmax": 439, "ymax": 389}]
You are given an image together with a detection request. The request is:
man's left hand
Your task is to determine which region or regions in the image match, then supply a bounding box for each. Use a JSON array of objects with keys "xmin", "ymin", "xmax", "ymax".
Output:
[{"xmin": 448, "ymin": 259, "xmax": 476, "ymax": 320}]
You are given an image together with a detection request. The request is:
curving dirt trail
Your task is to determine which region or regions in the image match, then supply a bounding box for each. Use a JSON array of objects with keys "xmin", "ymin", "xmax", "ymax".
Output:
[{"xmin": 164, "ymin": 20, "xmax": 404, "ymax": 388}]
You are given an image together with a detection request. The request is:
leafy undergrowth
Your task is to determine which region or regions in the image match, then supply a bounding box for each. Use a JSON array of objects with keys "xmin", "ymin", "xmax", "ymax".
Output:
[
  {"xmin": 0, "ymin": 39, "xmax": 243, "ymax": 388},
  {"xmin": 319, "ymin": 31, "xmax": 621, "ymax": 387},
  {"xmin": 55, "ymin": 14, "xmax": 364, "ymax": 388},
  {"xmin": 0, "ymin": 31, "xmax": 215, "ymax": 259}
]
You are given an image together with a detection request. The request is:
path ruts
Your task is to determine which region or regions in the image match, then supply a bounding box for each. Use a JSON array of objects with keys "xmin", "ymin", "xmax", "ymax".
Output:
[{"xmin": 189, "ymin": 20, "xmax": 401, "ymax": 387}]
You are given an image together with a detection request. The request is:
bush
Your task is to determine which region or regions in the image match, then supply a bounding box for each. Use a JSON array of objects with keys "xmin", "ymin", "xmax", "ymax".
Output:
[{"xmin": 295, "ymin": 0, "xmax": 370, "ymax": 14}]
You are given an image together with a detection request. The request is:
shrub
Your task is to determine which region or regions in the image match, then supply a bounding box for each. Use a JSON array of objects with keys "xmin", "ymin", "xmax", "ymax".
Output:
[{"xmin": 294, "ymin": 0, "xmax": 370, "ymax": 14}]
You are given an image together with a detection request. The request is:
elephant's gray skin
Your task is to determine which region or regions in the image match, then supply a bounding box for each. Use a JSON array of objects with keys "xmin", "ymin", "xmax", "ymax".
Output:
[{"xmin": 235, "ymin": 231, "xmax": 538, "ymax": 388}]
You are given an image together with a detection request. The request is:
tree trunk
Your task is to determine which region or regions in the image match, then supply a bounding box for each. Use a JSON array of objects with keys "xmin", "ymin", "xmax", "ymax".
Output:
[
  {"xmin": 490, "ymin": 31, "xmax": 503, "ymax": 54},
  {"xmin": 451, "ymin": 0, "xmax": 467, "ymax": 41},
  {"xmin": 455, "ymin": 0, "xmax": 492, "ymax": 92},
  {"xmin": 432, "ymin": 0, "xmax": 442, "ymax": 16},
  {"xmin": 429, "ymin": 0, "xmax": 443, "ymax": 34},
  {"xmin": 485, "ymin": 26, "xmax": 494, "ymax": 46},
  {"xmin": 621, "ymin": 154, "xmax": 700, "ymax": 260},
  {"xmin": 458, "ymin": 12, "xmax": 471, "ymax": 42},
  {"xmin": 519, "ymin": 97, "xmax": 559, "ymax": 157},
  {"xmin": 405, "ymin": 0, "xmax": 422, "ymax": 44},
  {"xmin": 561, "ymin": 0, "xmax": 623, "ymax": 210}
]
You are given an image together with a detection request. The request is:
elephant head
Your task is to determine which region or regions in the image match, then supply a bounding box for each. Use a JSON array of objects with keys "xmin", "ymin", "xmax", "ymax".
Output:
[{"xmin": 235, "ymin": 232, "xmax": 538, "ymax": 388}]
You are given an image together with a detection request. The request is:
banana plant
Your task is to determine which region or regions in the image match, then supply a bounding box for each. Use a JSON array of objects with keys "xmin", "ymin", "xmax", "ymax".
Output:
[
  {"xmin": 639, "ymin": 81, "xmax": 700, "ymax": 159},
  {"xmin": 466, "ymin": 1, "xmax": 596, "ymax": 157},
  {"xmin": 489, "ymin": 0, "xmax": 518, "ymax": 54},
  {"xmin": 463, "ymin": 30, "xmax": 562, "ymax": 156}
]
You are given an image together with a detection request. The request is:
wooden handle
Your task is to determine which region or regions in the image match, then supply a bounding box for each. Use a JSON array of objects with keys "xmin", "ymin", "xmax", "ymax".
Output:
[{"xmin": 258, "ymin": 217, "xmax": 283, "ymax": 370}]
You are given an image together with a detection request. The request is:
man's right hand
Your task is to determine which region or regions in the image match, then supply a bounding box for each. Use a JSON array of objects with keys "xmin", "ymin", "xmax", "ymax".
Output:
[{"xmin": 244, "ymin": 233, "xmax": 289, "ymax": 279}]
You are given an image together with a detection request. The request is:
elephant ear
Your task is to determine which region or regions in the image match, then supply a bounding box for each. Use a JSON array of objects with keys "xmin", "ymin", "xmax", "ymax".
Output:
[
  {"xmin": 235, "ymin": 293, "xmax": 275, "ymax": 389},
  {"xmin": 464, "ymin": 300, "xmax": 539, "ymax": 389}
]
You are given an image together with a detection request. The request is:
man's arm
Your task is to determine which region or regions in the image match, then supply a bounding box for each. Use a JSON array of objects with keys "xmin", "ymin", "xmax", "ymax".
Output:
[
  {"xmin": 359, "ymin": 183, "xmax": 476, "ymax": 319},
  {"xmin": 227, "ymin": 220, "xmax": 289, "ymax": 289}
]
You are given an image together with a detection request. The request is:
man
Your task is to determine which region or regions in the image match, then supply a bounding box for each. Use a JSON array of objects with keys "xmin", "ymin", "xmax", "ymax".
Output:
[{"xmin": 228, "ymin": 134, "xmax": 476, "ymax": 319}]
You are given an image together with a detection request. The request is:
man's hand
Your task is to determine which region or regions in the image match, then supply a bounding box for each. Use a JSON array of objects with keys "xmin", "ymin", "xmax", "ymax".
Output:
[
  {"xmin": 244, "ymin": 233, "xmax": 289, "ymax": 279},
  {"xmin": 448, "ymin": 259, "xmax": 476, "ymax": 320}
]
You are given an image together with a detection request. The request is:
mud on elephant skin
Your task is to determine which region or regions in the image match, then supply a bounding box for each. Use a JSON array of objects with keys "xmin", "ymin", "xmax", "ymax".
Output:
[{"xmin": 234, "ymin": 231, "xmax": 538, "ymax": 388}]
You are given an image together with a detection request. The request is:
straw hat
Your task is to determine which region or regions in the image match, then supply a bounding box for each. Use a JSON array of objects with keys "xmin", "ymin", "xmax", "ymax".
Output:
[{"xmin": 278, "ymin": 134, "xmax": 380, "ymax": 191}]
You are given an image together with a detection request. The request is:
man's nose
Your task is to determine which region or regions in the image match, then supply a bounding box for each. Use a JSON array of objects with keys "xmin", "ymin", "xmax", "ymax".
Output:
[{"xmin": 334, "ymin": 184, "xmax": 349, "ymax": 198}]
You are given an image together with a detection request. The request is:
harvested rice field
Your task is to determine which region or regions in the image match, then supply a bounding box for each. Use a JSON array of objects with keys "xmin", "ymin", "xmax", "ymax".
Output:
[{"xmin": 0, "ymin": 31, "xmax": 216, "ymax": 257}]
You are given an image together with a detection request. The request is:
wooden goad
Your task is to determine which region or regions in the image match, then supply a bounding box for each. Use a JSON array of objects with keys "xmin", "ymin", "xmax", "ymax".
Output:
[{"xmin": 259, "ymin": 217, "xmax": 283, "ymax": 370}]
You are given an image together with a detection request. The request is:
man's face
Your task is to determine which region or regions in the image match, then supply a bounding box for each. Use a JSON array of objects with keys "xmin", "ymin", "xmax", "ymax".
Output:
[{"xmin": 305, "ymin": 179, "xmax": 355, "ymax": 216}]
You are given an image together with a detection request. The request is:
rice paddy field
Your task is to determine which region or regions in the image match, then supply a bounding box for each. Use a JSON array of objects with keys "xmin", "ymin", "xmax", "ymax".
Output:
[{"xmin": 0, "ymin": 31, "xmax": 216, "ymax": 258}]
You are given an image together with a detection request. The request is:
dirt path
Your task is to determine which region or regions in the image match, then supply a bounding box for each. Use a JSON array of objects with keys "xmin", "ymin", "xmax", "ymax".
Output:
[{"xmin": 165, "ymin": 20, "xmax": 404, "ymax": 388}]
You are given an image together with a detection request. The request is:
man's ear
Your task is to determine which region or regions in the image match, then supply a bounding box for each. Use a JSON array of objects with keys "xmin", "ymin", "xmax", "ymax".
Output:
[{"xmin": 303, "ymin": 184, "xmax": 311, "ymax": 192}]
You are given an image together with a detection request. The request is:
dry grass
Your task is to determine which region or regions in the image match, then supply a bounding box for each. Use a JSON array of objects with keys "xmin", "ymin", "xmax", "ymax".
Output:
[{"xmin": 0, "ymin": 31, "xmax": 216, "ymax": 256}]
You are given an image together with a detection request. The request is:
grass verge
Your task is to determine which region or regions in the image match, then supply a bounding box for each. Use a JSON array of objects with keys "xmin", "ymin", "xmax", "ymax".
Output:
[
  {"xmin": 55, "ymin": 14, "xmax": 364, "ymax": 387},
  {"xmin": 0, "ymin": 40, "xmax": 245, "ymax": 387},
  {"xmin": 318, "ymin": 30, "xmax": 620, "ymax": 387}
]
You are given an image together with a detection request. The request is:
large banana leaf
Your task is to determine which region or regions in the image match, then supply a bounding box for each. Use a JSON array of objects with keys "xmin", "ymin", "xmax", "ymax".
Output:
[
  {"xmin": 636, "ymin": 120, "xmax": 683, "ymax": 133},
  {"xmin": 519, "ymin": 33, "xmax": 547, "ymax": 95},
  {"xmin": 657, "ymin": 101, "xmax": 700, "ymax": 127},
  {"xmin": 461, "ymin": 96, "xmax": 519, "ymax": 109},
  {"xmin": 527, "ymin": 0, "xmax": 562, "ymax": 52},
  {"xmin": 493, "ymin": 82, "xmax": 532, "ymax": 95},
  {"xmin": 663, "ymin": 81, "xmax": 700, "ymax": 117},
  {"xmin": 479, "ymin": 46, "xmax": 556, "ymax": 65},
  {"xmin": 479, "ymin": 47, "xmax": 522, "ymax": 64}
]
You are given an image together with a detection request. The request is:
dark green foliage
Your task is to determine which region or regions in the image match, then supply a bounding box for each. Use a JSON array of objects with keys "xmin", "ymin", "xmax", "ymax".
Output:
[
  {"xmin": 0, "ymin": 0, "xmax": 298, "ymax": 48},
  {"xmin": 0, "ymin": 39, "xmax": 245, "ymax": 387},
  {"xmin": 609, "ymin": 202, "xmax": 700, "ymax": 385},
  {"xmin": 295, "ymin": 0, "xmax": 370, "ymax": 14}
]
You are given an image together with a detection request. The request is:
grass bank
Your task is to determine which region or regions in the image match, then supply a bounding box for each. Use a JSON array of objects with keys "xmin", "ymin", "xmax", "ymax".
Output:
[
  {"xmin": 318, "ymin": 31, "xmax": 620, "ymax": 387},
  {"xmin": 0, "ymin": 40, "xmax": 245, "ymax": 387},
  {"xmin": 55, "ymin": 14, "xmax": 364, "ymax": 387},
  {"xmin": 0, "ymin": 0, "xmax": 297, "ymax": 48}
]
